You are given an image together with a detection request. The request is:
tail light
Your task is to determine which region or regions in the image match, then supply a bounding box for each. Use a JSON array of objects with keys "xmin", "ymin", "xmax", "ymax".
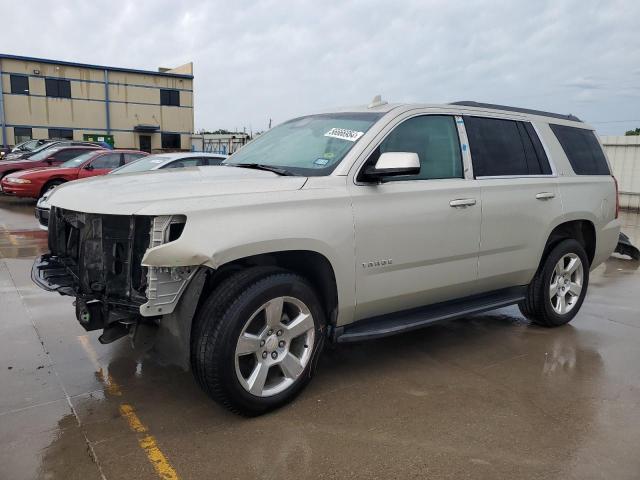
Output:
[{"xmin": 613, "ymin": 175, "xmax": 619, "ymax": 219}]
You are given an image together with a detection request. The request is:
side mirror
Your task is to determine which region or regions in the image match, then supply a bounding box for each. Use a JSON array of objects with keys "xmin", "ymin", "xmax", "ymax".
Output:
[
  {"xmin": 84, "ymin": 164, "xmax": 94, "ymax": 171},
  {"xmin": 362, "ymin": 152, "xmax": 420, "ymax": 182}
]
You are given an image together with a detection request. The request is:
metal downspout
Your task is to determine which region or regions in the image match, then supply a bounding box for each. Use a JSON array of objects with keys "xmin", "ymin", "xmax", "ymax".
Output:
[
  {"xmin": 0, "ymin": 64, "xmax": 7, "ymax": 147},
  {"xmin": 104, "ymin": 69, "xmax": 111, "ymax": 135}
]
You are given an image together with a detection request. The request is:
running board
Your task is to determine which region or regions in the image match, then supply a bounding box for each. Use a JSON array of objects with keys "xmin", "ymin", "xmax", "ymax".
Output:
[{"xmin": 334, "ymin": 286, "xmax": 527, "ymax": 343}]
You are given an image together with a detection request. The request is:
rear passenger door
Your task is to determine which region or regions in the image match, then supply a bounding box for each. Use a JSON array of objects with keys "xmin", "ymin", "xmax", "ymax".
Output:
[{"xmin": 464, "ymin": 116, "xmax": 562, "ymax": 292}]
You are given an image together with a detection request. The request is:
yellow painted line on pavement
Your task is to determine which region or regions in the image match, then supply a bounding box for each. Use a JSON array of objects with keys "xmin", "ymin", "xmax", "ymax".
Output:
[
  {"xmin": 120, "ymin": 404, "xmax": 180, "ymax": 480},
  {"xmin": 77, "ymin": 335, "xmax": 180, "ymax": 480}
]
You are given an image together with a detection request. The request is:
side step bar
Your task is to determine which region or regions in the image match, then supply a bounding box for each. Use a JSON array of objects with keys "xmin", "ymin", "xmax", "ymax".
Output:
[{"xmin": 334, "ymin": 286, "xmax": 526, "ymax": 343}]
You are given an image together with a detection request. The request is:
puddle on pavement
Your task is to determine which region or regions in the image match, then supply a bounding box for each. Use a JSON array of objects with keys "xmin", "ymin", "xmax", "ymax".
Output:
[{"xmin": 0, "ymin": 228, "xmax": 49, "ymax": 259}]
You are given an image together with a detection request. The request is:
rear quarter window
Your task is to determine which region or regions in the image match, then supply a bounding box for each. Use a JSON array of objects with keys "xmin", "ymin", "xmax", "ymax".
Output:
[{"xmin": 549, "ymin": 124, "xmax": 610, "ymax": 175}]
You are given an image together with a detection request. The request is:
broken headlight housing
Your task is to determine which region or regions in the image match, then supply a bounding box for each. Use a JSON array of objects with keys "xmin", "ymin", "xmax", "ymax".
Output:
[{"xmin": 141, "ymin": 215, "xmax": 197, "ymax": 317}]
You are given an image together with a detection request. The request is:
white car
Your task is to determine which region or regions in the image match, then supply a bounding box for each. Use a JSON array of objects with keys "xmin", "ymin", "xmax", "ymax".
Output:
[
  {"xmin": 35, "ymin": 152, "xmax": 228, "ymax": 229},
  {"xmin": 33, "ymin": 99, "xmax": 620, "ymax": 416}
]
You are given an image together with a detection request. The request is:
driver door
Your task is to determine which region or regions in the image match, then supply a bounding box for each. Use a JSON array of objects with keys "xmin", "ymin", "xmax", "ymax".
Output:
[
  {"xmin": 350, "ymin": 114, "xmax": 482, "ymax": 320},
  {"xmin": 78, "ymin": 152, "xmax": 123, "ymax": 178}
]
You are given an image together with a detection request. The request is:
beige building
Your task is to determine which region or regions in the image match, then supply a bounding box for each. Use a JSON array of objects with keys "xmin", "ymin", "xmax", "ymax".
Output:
[{"xmin": 0, "ymin": 54, "xmax": 193, "ymax": 151}]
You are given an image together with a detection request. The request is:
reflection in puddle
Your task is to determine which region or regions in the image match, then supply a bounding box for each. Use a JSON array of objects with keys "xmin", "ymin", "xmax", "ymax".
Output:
[{"xmin": 0, "ymin": 228, "xmax": 48, "ymax": 259}]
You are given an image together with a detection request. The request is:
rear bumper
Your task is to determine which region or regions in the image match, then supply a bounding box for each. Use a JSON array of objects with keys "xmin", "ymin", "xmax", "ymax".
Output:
[{"xmin": 593, "ymin": 218, "xmax": 621, "ymax": 268}]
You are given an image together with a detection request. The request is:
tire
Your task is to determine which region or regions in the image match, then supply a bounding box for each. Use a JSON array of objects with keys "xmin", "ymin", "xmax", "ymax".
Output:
[
  {"xmin": 519, "ymin": 239, "xmax": 589, "ymax": 327},
  {"xmin": 191, "ymin": 267, "xmax": 326, "ymax": 416},
  {"xmin": 40, "ymin": 179, "xmax": 65, "ymax": 198}
]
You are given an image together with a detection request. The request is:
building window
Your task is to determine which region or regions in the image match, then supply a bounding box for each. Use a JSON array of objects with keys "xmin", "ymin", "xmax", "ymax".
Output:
[
  {"xmin": 161, "ymin": 133, "xmax": 181, "ymax": 149},
  {"xmin": 45, "ymin": 78, "xmax": 72, "ymax": 98},
  {"xmin": 10, "ymin": 75, "xmax": 30, "ymax": 95},
  {"xmin": 160, "ymin": 89, "xmax": 180, "ymax": 106},
  {"xmin": 14, "ymin": 127, "xmax": 33, "ymax": 143},
  {"xmin": 48, "ymin": 128, "xmax": 74, "ymax": 140}
]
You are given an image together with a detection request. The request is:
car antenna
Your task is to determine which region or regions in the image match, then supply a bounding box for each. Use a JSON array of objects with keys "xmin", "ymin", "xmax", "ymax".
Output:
[{"xmin": 368, "ymin": 94, "xmax": 388, "ymax": 108}]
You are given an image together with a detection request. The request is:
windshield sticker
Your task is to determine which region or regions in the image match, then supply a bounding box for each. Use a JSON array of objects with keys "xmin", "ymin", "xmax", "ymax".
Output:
[
  {"xmin": 150, "ymin": 159, "xmax": 164, "ymax": 163},
  {"xmin": 314, "ymin": 158, "xmax": 330, "ymax": 166},
  {"xmin": 324, "ymin": 128, "xmax": 364, "ymax": 142}
]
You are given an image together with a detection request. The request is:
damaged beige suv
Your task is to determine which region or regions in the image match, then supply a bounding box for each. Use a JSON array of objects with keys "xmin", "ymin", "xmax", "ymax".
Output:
[{"xmin": 33, "ymin": 99, "xmax": 620, "ymax": 416}]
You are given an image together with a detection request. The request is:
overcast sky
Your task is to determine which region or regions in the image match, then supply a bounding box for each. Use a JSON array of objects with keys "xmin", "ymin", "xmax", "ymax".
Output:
[{"xmin": 3, "ymin": 0, "xmax": 639, "ymax": 134}]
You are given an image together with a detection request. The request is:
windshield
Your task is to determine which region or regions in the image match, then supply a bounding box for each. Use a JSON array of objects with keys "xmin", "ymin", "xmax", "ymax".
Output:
[
  {"xmin": 14, "ymin": 140, "xmax": 39, "ymax": 152},
  {"xmin": 60, "ymin": 151, "xmax": 97, "ymax": 168},
  {"xmin": 28, "ymin": 147, "xmax": 62, "ymax": 161},
  {"xmin": 223, "ymin": 112, "xmax": 383, "ymax": 176},
  {"xmin": 31, "ymin": 142, "xmax": 58, "ymax": 154},
  {"xmin": 110, "ymin": 154, "xmax": 171, "ymax": 174}
]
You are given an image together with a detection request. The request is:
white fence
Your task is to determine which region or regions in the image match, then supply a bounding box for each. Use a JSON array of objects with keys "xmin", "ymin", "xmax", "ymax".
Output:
[{"xmin": 601, "ymin": 136, "xmax": 640, "ymax": 211}]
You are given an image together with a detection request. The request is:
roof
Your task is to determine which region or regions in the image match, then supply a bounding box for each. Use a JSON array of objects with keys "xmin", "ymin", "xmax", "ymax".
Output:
[
  {"xmin": 450, "ymin": 101, "xmax": 582, "ymax": 122},
  {"xmin": 0, "ymin": 53, "xmax": 193, "ymax": 79}
]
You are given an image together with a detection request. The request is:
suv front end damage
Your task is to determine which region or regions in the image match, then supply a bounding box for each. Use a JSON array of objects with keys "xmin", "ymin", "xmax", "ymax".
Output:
[{"xmin": 32, "ymin": 207, "xmax": 198, "ymax": 344}]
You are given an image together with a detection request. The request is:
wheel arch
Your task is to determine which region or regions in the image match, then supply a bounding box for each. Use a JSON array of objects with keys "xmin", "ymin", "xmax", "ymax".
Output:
[
  {"xmin": 541, "ymin": 219, "xmax": 596, "ymax": 268},
  {"xmin": 40, "ymin": 177, "xmax": 67, "ymax": 196},
  {"xmin": 197, "ymin": 250, "xmax": 340, "ymax": 328}
]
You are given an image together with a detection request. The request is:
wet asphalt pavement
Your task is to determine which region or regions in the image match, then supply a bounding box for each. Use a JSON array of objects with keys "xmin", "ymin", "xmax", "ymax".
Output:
[{"xmin": 1, "ymin": 195, "xmax": 639, "ymax": 480}]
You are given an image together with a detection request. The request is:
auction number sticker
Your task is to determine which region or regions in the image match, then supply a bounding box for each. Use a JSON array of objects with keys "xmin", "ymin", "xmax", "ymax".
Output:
[{"xmin": 324, "ymin": 128, "xmax": 364, "ymax": 142}]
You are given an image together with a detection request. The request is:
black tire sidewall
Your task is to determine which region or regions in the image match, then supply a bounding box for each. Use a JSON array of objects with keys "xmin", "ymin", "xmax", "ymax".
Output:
[
  {"xmin": 540, "ymin": 239, "xmax": 589, "ymax": 326},
  {"xmin": 214, "ymin": 274, "xmax": 325, "ymax": 414}
]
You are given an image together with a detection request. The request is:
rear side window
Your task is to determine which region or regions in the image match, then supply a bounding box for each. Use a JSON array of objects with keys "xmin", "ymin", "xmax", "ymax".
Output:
[
  {"xmin": 549, "ymin": 124, "xmax": 610, "ymax": 175},
  {"xmin": 464, "ymin": 116, "xmax": 552, "ymax": 177}
]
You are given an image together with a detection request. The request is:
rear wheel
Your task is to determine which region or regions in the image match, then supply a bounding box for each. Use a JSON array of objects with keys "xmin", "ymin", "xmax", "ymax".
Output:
[
  {"xmin": 191, "ymin": 267, "xmax": 325, "ymax": 416},
  {"xmin": 519, "ymin": 239, "xmax": 589, "ymax": 327}
]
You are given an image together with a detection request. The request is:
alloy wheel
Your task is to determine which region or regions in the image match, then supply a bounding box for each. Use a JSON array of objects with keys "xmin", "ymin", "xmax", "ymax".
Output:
[{"xmin": 234, "ymin": 296, "xmax": 315, "ymax": 397}]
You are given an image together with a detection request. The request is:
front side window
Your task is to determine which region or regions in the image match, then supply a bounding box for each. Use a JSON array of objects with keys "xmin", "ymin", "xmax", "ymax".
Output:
[
  {"xmin": 549, "ymin": 124, "xmax": 610, "ymax": 175},
  {"xmin": 14, "ymin": 127, "xmax": 33, "ymax": 144},
  {"xmin": 45, "ymin": 79, "xmax": 71, "ymax": 98},
  {"xmin": 362, "ymin": 115, "xmax": 463, "ymax": 181},
  {"xmin": 54, "ymin": 149, "xmax": 93, "ymax": 162},
  {"xmin": 61, "ymin": 151, "xmax": 98, "ymax": 168},
  {"xmin": 161, "ymin": 133, "xmax": 181, "ymax": 149},
  {"xmin": 224, "ymin": 112, "xmax": 383, "ymax": 176},
  {"xmin": 160, "ymin": 89, "xmax": 180, "ymax": 106},
  {"xmin": 90, "ymin": 153, "xmax": 122, "ymax": 169},
  {"xmin": 10, "ymin": 75, "xmax": 30, "ymax": 95}
]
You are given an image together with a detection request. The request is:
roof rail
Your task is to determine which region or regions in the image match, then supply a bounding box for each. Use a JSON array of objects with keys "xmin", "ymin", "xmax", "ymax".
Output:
[{"xmin": 450, "ymin": 101, "xmax": 582, "ymax": 122}]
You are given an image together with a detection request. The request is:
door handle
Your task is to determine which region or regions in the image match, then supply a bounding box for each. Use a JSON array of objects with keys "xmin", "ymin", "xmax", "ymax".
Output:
[
  {"xmin": 535, "ymin": 192, "xmax": 555, "ymax": 200},
  {"xmin": 449, "ymin": 198, "xmax": 476, "ymax": 208}
]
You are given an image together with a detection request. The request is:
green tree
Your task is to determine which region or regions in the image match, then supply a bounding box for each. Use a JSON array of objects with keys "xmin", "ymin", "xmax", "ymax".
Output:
[{"xmin": 625, "ymin": 128, "xmax": 640, "ymax": 136}]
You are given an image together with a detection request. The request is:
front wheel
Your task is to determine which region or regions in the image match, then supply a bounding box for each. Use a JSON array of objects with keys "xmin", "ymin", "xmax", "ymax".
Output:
[
  {"xmin": 519, "ymin": 239, "xmax": 589, "ymax": 327},
  {"xmin": 191, "ymin": 268, "xmax": 325, "ymax": 416}
]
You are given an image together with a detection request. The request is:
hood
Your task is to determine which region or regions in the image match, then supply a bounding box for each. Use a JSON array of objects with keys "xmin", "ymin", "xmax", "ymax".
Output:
[
  {"xmin": 48, "ymin": 166, "xmax": 308, "ymax": 215},
  {"xmin": 6, "ymin": 167, "xmax": 78, "ymax": 178}
]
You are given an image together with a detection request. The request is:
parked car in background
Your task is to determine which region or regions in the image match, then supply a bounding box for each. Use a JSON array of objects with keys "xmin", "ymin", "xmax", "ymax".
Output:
[
  {"xmin": 110, "ymin": 152, "xmax": 228, "ymax": 174},
  {"xmin": 34, "ymin": 151, "xmax": 226, "ymax": 230},
  {"xmin": 0, "ymin": 146, "xmax": 101, "ymax": 185},
  {"xmin": 2, "ymin": 140, "xmax": 109, "ymax": 162},
  {"xmin": 2, "ymin": 149, "xmax": 147, "ymax": 199}
]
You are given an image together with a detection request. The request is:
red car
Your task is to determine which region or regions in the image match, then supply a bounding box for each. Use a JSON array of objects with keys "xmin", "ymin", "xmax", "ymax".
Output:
[
  {"xmin": 1, "ymin": 149, "xmax": 147, "ymax": 198},
  {"xmin": 0, "ymin": 145, "xmax": 101, "ymax": 187}
]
